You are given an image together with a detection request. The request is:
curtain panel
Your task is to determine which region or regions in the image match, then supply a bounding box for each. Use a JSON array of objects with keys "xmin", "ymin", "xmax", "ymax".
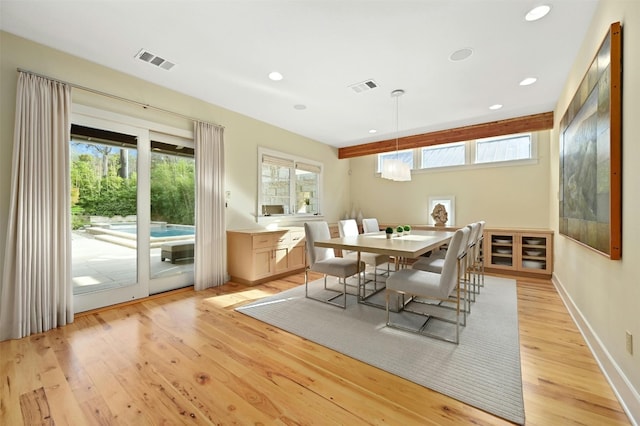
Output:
[
  {"xmin": 194, "ymin": 121, "xmax": 225, "ymax": 290},
  {"xmin": 0, "ymin": 72, "xmax": 73, "ymax": 341}
]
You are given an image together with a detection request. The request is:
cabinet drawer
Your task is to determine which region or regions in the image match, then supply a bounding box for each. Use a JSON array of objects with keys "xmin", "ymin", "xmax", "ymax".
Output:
[
  {"xmin": 273, "ymin": 233, "xmax": 289, "ymax": 246},
  {"xmin": 289, "ymin": 231, "xmax": 305, "ymax": 247},
  {"xmin": 252, "ymin": 234, "xmax": 276, "ymax": 249}
]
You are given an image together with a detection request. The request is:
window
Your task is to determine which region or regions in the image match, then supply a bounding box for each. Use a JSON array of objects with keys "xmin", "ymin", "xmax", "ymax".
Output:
[
  {"xmin": 376, "ymin": 132, "xmax": 535, "ymax": 174},
  {"xmin": 295, "ymin": 161, "xmax": 321, "ymax": 214},
  {"xmin": 377, "ymin": 149, "xmax": 414, "ymax": 173},
  {"xmin": 476, "ymin": 134, "xmax": 531, "ymax": 163},
  {"xmin": 259, "ymin": 148, "xmax": 322, "ymax": 220},
  {"xmin": 421, "ymin": 143, "xmax": 465, "ymax": 169}
]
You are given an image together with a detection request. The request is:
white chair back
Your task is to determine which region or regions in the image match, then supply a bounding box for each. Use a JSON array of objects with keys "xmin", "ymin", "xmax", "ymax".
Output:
[
  {"xmin": 439, "ymin": 227, "xmax": 470, "ymax": 298},
  {"xmin": 338, "ymin": 219, "xmax": 359, "ymax": 238},
  {"xmin": 338, "ymin": 219, "xmax": 359, "ymax": 256},
  {"xmin": 304, "ymin": 222, "xmax": 334, "ymax": 266},
  {"xmin": 468, "ymin": 222, "xmax": 481, "ymax": 249},
  {"xmin": 362, "ymin": 218, "xmax": 380, "ymax": 234}
]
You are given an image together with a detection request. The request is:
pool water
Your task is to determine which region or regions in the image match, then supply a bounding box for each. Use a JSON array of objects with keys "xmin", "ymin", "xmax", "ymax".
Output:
[
  {"xmin": 151, "ymin": 229, "xmax": 194, "ymax": 238},
  {"xmin": 112, "ymin": 225, "xmax": 194, "ymax": 238}
]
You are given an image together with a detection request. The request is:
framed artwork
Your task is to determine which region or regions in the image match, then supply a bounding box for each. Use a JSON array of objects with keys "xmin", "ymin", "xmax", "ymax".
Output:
[
  {"xmin": 428, "ymin": 196, "xmax": 455, "ymax": 226},
  {"xmin": 559, "ymin": 22, "xmax": 622, "ymax": 259}
]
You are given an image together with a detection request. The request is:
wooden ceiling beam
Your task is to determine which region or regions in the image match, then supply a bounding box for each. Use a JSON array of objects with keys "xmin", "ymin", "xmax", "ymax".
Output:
[{"xmin": 337, "ymin": 111, "xmax": 554, "ymax": 159}]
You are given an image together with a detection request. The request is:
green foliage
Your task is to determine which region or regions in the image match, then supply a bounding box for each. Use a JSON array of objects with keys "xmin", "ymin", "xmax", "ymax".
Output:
[
  {"xmin": 403, "ymin": 225, "xmax": 411, "ymax": 231},
  {"xmin": 150, "ymin": 155, "xmax": 195, "ymax": 225},
  {"xmin": 385, "ymin": 227, "xmax": 394, "ymax": 234},
  {"xmin": 396, "ymin": 226, "xmax": 404, "ymax": 233},
  {"xmin": 70, "ymin": 143, "xmax": 195, "ymax": 225}
]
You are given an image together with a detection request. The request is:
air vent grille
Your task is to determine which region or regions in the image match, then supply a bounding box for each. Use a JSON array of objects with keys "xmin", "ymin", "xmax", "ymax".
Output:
[
  {"xmin": 135, "ymin": 49, "xmax": 175, "ymax": 71},
  {"xmin": 349, "ymin": 79, "xmax": 378, "ymax": 93}
]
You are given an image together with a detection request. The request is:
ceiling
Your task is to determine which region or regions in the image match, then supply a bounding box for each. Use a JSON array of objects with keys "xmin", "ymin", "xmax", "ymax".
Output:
[{"xmin": 0, "ymin": 0, "xmax": 598, "ymax": 148}]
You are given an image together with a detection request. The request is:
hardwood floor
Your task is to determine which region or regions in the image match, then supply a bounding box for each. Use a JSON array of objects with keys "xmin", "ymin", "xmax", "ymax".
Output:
[{"xmin": 0, "ymin": 272, "xmax": 631, "ymax": 425}]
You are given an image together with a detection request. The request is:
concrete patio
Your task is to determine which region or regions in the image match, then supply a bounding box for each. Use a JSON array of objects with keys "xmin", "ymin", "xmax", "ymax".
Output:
[{"xmin": 72, "ymin": 231, "xmax": 194, "ymax": 295}]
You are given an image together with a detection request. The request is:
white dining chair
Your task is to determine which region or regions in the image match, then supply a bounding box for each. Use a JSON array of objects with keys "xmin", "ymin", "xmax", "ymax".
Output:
[
  {"xmin": 338, "ymin": 219, "xmax": 389, "ymax": 289},
  {"xmin": 385, "ymin": 226, "xmax": 470, "ymax": 344},
  {"xmin": 412, "ymin": 223, "xmax": 476, "ymax": 313},
  {"xmin": 304, "ymin": 221, "xmax": 364, "ymax": 308},
  {"xmin": 362, "ymin": 218, "xmax": 381, "ymax": 234}
]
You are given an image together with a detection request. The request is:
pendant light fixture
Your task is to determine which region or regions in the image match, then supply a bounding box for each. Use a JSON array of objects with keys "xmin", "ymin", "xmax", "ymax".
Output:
[{"xmin": 381, "ymin": 89, "xmax": 411, "ymax": 181}]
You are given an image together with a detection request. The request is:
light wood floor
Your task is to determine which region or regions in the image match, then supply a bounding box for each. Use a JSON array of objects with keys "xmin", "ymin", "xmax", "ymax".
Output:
[{"xmin": 0, "ymin": 272, "xmax": 631, "ymax": 425}]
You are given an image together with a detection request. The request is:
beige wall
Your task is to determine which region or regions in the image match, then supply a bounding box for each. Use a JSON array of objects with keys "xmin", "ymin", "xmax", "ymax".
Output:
[
  {"xmin": 550, "ymin": 0, "xmax": 640, "ymax": 418},
  {"xmin": 348, "ymin": 131, "xmax": 551, "ymax": 229},
  {"xmin": 0, "ymin": 31, "xmax": 351, "ymax": 281}
]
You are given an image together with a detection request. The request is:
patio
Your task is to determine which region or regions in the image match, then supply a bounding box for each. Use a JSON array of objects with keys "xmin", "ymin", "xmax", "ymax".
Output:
[{"xmin": 72, "ymin": 230, "xmax": 194, "ymax": 295}]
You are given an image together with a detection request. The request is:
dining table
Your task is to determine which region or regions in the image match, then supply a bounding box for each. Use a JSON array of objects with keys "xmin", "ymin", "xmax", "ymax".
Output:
[{"xmin": 314, "ymin": 229, "xmax": 455, "ymax": 307}]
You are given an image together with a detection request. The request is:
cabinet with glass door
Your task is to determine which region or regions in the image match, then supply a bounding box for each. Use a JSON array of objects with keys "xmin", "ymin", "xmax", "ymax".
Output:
[{"xmin": 484, "ymin": 229, "xmax": 553, "ymax": 276}]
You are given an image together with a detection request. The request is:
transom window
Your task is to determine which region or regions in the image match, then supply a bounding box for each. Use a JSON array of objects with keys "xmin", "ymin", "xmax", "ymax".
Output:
[
  {"xmin": 421, "ymin": 143, "xmax": 466, "ymax": 169},
  {"xmin": 259, "ymin": 148, "xmax": 322, "ymax": 220},
  {"xmin": 476, "ymin": 134, "xmax": 531, "ymax": 163},
  {"xmin": 377, "ymin": 149, "xmax": 414, "ymax": 172},
  {"xmin": 376, "ymin": 133, "xmax": 534, "ymax": 174}
]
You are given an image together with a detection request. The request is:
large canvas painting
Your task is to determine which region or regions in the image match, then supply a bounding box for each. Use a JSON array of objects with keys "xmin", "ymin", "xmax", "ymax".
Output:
[{"xmin": 559, "ymin": 22, "xmax": 622, "ymax": 259}]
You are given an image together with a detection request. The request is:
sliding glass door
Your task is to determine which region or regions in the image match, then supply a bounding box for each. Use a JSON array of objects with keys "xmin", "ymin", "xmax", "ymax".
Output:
[
  {"xmin": 148, "ymin": 136, "xmax": 195, "ymax": 294},
  {"xmin": 71, "ymin": 111, "xmax": 194, "ymax": 312}
]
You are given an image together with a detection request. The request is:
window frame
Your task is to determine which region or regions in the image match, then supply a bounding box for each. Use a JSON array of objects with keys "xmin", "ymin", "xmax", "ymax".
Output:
[
  {"xmin": 375, "ymin": 132, "xmax": 537, "ymax": 176},
  {"xmin": 474, "ymin": 133, "xmax": 533, "ymax": 164},
  {"xmin": 257, "ymin": 147, "xmax": 323, "ymax": 224},
  {"xmin": 420, "ymin": 142, "xmax": 467, "ymax": 169},
  {"xmin": 376, "ymin": 148, "xmax": 415, "ymax": 173}
]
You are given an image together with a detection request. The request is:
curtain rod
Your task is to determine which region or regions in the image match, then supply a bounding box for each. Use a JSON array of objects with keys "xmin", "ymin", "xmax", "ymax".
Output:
[{"xmin": 17, "ymin": 68, "xmax": 224, "ymax": 130}]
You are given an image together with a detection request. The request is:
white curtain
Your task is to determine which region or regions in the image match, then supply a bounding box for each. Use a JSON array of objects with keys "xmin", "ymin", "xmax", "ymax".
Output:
[
  {"xmin": 0, "ymin": 72, "xmax": 72, "ymax": 341},
  {"xmin": 194, "ymin": 121, "xmax": 225, "ymax": 290}
]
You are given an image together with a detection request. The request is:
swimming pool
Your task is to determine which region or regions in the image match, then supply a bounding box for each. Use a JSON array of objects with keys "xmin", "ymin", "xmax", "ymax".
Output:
[
  {"xmin": 112, "ymin": 225, "xmax": 194, "ymax": 238},
  {"xmin": 86, "ymin": 223, "xmax": 195, "ymax": 248}
]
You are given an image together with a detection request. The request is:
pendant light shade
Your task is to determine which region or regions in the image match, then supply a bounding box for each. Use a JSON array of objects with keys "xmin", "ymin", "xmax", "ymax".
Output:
[
  {"xmin": 381, "ymin": 158, "xmax": 411, "ymax": 181},
  {"xmin": 382, "ymin": 89, "xmax": 411, "ymax": 181}
]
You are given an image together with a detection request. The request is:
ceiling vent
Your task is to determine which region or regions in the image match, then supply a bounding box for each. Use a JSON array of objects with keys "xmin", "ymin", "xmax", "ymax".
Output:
[
  {"xmin": 135, "ymin": 49, "xmax": 175, "ymax": 71},
  {"xmin": 349, "ymin": 79, "xmax": 378, "ymax": 93}
]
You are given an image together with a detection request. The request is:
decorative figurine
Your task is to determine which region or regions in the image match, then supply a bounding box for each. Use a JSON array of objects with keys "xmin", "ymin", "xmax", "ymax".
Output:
[{"xmin": 431, "ymin": 203, "xmax": 448, "ymax": 227}]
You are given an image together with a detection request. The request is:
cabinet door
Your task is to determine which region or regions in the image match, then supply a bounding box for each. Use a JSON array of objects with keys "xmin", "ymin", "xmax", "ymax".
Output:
[
  {"xmin": 288, "ymin": 245, "xmax": 306, "ymax": 270},
  {"xmin": 288, "ymin": 231, "xmax": 306, "ymax": 269},
  {"xmin": 253, "ymin": 246, "xmax": 274, "ymax": 279},
  {"xmin": 274, "ymin": 246, "xmax": 289, "ymax": 273},
  {"xmin": 519, "ymin": 233, "xmax": 550, "ymax": 273},
  {"xmin": 485, "ymin": 232, "xmax": 516, "ymax": 270}
]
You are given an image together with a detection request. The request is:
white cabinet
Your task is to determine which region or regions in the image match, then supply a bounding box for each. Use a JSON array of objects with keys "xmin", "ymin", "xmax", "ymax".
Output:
[{"xmin": 227, "ymin": 228, "xmax": 306, "ymax": 285}]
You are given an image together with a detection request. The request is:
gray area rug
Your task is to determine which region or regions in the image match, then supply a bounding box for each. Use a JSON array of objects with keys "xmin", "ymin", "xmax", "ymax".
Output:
[{"xmin": 236, "ymin": 275, "xmax": 525, "ymax": 425}]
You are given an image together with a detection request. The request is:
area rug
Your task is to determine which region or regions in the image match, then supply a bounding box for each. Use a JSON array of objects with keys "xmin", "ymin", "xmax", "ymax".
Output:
[{"xmin": 236, "ymin": 275, "xmax": 525, "ymax": 425}]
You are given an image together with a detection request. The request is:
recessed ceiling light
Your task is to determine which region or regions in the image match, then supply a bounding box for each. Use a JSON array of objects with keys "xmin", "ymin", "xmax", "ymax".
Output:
[
  {"xmin": 489, "ymin": 104, "xmax": 503, "ymax": 110},
  {"xmin": 449, "ymin": 48, "xmax": 474, "ymax": 62},
  {"xmin": 520, "ymin": 77, "xmax": 537, "ymax": 86},
  {"xmin": 525, "ymin": 5, "xmax": 551, "ymax": 21},
  {"xmin": 268, "ymin": 71, "xmax": 283, "ymax": 81},
  {"xmin": 293, "ymin": 104, "xmax": 306, "ymax": 110},
  {"xmin": 369, "ymin": 129, "xmax": 377, "ymax": 134}
]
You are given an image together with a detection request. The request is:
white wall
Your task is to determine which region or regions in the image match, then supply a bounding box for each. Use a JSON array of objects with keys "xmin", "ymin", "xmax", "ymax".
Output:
[{"xmin": 550, "ymin": 1, "xmax": 640, "ymax": 421}]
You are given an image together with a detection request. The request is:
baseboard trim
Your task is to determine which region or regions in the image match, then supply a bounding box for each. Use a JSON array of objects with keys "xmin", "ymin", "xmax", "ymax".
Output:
[{"xmin": 552, "ymin": 273, "xmax": 640, "ymax": 426}]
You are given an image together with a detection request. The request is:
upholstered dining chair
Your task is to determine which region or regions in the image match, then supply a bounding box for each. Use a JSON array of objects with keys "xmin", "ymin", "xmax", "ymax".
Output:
[
  {"xmin": 362, "ymin": 218, "xmax": 381, "ymax": 234},
  {"xmin": 472, "ymin": 220, "xmax": 486, "ymax": 290},
  {"xmin": 385, "ymin": 226, "xmax": 470, "ymax": 344},
  {"xmin": 338, "ymin": 219, "xmax": 389, "ymax": 288},
  {"xmin": 304, "ymin": 221, "xmax": 364, "ymax": 308},
  {"xmin": 412, "ymin": 223, "xmax": 477, "ymax": 311},
  {"xmin": 465, "ymin": 221, "xmax": 483, "ymax": 300}
]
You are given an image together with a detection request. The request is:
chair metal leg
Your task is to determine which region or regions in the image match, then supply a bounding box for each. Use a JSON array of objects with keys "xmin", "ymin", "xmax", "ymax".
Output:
[
  {"xmin": 386, "ymin": 287, "xmax": 461, "ymax": 344},
  {"xmin": 305, "ymin": 270, "xmax": 347, "ymax": 309}
]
